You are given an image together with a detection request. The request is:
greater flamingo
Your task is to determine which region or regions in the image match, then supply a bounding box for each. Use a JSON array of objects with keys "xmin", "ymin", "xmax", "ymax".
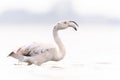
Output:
[{"xmin": 8, "ymin": 20, "xmax": 78, "ymax": 66}]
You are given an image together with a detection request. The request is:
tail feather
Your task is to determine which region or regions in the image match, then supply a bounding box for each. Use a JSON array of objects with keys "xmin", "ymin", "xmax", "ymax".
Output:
[{"xmin": 8, "ymin": 52, "xmax": 24, "ymax": 61}]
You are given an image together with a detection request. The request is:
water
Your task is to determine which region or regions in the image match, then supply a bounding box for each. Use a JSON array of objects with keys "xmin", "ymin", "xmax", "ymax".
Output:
[{"xmin": 0, "ymin": 24, "xmax": 120, "ymax": 80}]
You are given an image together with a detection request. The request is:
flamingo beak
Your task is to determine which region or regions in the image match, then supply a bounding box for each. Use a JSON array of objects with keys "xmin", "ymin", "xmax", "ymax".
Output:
[{"xmin": 69, "ymin": 21, "xmax": 79, "ymax": 31}]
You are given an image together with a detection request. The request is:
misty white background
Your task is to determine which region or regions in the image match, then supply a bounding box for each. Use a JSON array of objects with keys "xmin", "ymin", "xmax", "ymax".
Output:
[
  {"xmin": 0, "ymin": 0, "xmax": 120, "ymax": 17},
  {"xmin": 0, "ymin": 0, "xmax": 120, "ymax": 80}
]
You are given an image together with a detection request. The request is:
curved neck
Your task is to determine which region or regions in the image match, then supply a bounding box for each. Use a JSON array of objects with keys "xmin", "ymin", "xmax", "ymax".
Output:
[{"xmin": 53, "ymin": 28, "xmax": 65, "ymax": 60}]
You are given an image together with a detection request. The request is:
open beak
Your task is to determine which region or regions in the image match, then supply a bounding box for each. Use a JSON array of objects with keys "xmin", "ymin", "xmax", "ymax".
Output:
[{"xmin": 69, "ymin": 21, "xmax": 79, "ymax": 31}]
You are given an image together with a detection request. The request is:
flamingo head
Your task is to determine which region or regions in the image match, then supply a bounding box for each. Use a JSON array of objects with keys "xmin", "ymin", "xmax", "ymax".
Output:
[{"xmin": 54, "ymin": 20, "xmax": 79, "ymax": 31}]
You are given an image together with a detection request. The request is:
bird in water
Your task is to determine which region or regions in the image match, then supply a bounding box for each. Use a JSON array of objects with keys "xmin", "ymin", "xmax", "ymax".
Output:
[{"xmin": 8, "ymin": 20, "xmax": 78, "ymax": 66}]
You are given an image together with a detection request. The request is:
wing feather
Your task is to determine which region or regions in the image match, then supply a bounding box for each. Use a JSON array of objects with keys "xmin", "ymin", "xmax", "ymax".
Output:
[{"xmin": 16, "ymin": 42, "xmax": 55, "ymax": 57}]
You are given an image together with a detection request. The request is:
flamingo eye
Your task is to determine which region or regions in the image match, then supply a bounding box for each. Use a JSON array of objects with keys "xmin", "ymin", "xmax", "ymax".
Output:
[{"xmin": 64, "ymin": 21, "xmax": 67, "ymax": 24}]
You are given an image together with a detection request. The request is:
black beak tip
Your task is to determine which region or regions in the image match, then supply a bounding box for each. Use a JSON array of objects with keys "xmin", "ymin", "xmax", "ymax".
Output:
[{"xmin": 74, "ymin": 27, "xmax": 77, "ymax": 31}]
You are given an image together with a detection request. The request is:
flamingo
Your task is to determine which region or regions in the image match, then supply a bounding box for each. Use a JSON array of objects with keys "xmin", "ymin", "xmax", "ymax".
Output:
[{"xmin": 8, "ymin": 20, "xmax": 78, "ymax": 66}]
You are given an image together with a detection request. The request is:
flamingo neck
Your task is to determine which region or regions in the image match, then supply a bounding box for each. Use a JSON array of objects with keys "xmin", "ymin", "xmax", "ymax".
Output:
[{"xmin": 53, "ymin": 28, "xmax": 65, "ymax": 60}]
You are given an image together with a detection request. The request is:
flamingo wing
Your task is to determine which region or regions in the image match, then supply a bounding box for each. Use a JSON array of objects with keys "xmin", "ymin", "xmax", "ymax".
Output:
[{"xmin": 16, "ymin": 42, "xmax": 55, "ymax": 57}]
